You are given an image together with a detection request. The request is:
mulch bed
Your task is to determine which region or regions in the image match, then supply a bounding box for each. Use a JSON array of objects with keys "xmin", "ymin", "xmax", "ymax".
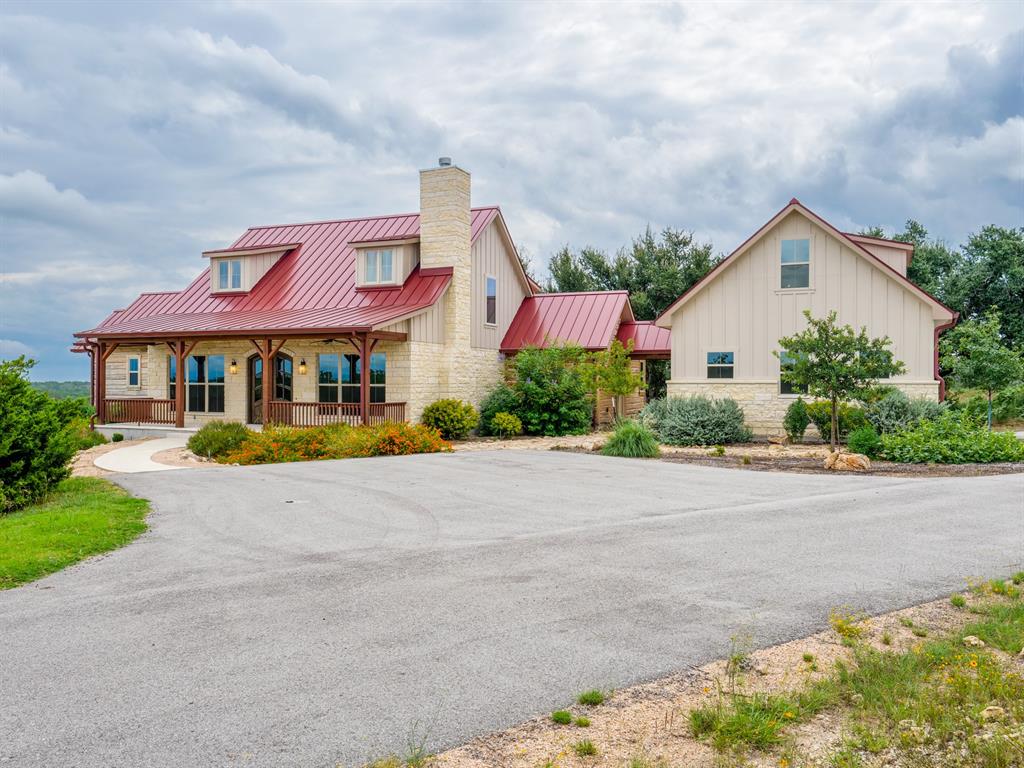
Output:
[{"xmin": 557, "ymin": 445, "xmax": 1024, "ymax": 477}]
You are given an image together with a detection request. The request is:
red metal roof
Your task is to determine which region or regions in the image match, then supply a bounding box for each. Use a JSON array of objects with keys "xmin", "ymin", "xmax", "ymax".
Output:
[
  {"xmin": 500, "ymin": 291, "xmax": 633, "ymax": 353},
  {"xmin": 616, "ymin": 321, "xmax": 671, "ymax": 357},
  {"xmin": 77, "ymin": 208, "xmax": 501, "ymax": 339}
]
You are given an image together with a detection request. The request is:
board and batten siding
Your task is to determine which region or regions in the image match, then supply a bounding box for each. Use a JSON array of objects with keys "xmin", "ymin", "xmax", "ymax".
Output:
[
  {"xmin": 209, "ymin": 251, "xmax": 283, "ymax": 293},
  {"xmin": 669, "ymin": 211, "xmax": 938, "ymax": 385},
  {"xmin": 470, "ymin": 220, "xmax": 529, "ymax": 349}
]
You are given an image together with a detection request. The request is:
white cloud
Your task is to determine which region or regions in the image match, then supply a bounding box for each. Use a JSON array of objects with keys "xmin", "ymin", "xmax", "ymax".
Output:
[{"xmin": 0, "ymin": 339, "xmax": 37, "ymax": 358}]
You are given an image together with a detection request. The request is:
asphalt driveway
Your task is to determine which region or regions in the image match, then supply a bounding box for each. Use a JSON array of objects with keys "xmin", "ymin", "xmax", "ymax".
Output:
[{"xmin": 2, "ymin": 451, "xmax": 1022, "ymax": 767}]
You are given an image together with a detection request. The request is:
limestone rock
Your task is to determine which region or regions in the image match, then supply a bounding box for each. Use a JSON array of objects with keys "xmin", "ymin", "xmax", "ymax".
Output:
[
  {"xmin": 963, "ymin": 635, "xmax": 986, "ymax": 648},
  {"xmin": 981, "ymin": 705, "xmax": 1005, "ymax": 721},
  {"xmin": 824, "ymin": 451, "xmax": 871, "ymax": 471}
]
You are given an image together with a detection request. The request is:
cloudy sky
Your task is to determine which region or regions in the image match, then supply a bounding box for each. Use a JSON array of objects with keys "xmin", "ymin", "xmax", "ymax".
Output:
[{"xmin": 1, "ymin": 1, "xmax": 1021, "ymax": 379}]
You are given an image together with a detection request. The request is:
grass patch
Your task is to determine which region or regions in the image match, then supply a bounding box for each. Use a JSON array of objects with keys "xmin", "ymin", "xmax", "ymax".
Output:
[
  {"xmin": 960, "ymin": 599, "xmax": 1024, "ymax": 654},
  {"xmin": 950, "ymin": 593, "xmax": 967, "ymax": 608},
  {"xmin": 574, "ymin": 716, "xmax": 591, "ymax": 727},
  {"xmin": 551, "ymin": 710, "xmax": 572, "ymax": 725},
  {"xmin": 0, "ymin": 477, "xmax": 148, "ymax": 589},
  {"xmin": 577, "ymin": 689, "xmax": 606, "ymax": 706},
  {"xmin": 572, "ymin": 739, "xmax": 597, "ymax": 757}
]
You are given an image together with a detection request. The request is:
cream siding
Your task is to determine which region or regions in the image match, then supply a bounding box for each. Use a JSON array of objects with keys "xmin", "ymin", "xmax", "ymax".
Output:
[
  {"xmin": 470, "ymin": 220, "xmax": 529, "ymax": 349},
  {"xmin": 858, "ymin": 241, "xmax": 909, "ymax": 276},
  {"xmin": 668, "ymin": 211, "xmax": 938, "ymax": 386},
  {"xmin": 209, "ymin": 251, "xmax": 282, "ymax": 293},
  {"xmin": 354, "ymin": 243, "xmax": 420, "ymax": 287}
]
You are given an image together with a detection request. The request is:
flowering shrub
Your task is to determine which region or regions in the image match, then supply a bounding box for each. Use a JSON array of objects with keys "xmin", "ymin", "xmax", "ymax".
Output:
[
  {"xmin": 222, "ymin": 422, "xmax": 450, "ymax": 465},
  {"xmin": 188, "ymin": 421, "xmax": 253, "ymax": 459}
]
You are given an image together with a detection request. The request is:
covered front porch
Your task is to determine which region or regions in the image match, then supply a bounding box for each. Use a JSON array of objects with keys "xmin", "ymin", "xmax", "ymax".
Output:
[{"xmin": 77, "ymin": 331, "xmax": 409, "ymax": 429}]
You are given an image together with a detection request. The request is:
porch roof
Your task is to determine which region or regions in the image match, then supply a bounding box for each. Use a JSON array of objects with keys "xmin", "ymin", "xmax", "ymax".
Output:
[
  {"xmin": 500, "ymin": 291, "xmax": 634, "ymax": 353},
  {"xmin": 76, "ymin": 206, "xmax": 501, "ymax": 340},
  {"xmin": 616, "ymin": 321, "xmax": 671, "ymax": 358}
]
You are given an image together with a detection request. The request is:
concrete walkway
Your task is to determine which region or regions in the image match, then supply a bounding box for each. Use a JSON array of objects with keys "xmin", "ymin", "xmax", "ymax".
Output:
[{"xmin": 93, "ymin": 435, "xmax": 189, "ymax": 473}]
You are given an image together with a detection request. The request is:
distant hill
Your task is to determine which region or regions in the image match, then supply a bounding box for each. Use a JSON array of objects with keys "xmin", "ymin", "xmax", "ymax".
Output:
[{"xmin": 31, "ymin": 381, "xmax": 91, "ymax": 399}]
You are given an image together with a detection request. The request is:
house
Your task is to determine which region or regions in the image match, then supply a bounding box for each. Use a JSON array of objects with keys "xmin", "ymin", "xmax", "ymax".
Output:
[
  {"xmin": 654, "ymin": 198, "xmax": 958, "ymax": 434},
  {"xmin": 74, "ymin": 159, "xmax": 667, "ymax": 431}
]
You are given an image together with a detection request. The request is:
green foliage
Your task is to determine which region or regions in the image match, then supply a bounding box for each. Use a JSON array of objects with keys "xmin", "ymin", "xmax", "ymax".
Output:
[
  {"xmin": 846, "ymin": 425, "xmax": 883, "ymax": 458},
  {"xmin": 0, "ymin": 357, "xmax": 79, "ymax": 512},
  {"xmin": 478, "ymin": 384, "xmax": 521, "ymax": 435},
  {"xmin": 187, "ymin": 421, "xmax": 253, "ymax": 459},
  {"xmin": 0, "ymin": 477, "xmax": 148, "ymax": 589},
  {"xmin": 50, "ymin": 396, "xmax": 106, "ymax": 450},
  {"xmin": 551, "ymin": 710, "xmax": 572, "ymax": 725},
  {"xmin": 490, "ymin": 411, "xmax": 522, "ymax": 439},
  {"xmin": 572, "ymin": 739, "xmax": 597, "ymax": 757},
  {"xmin": 777, "ymin": 311, "xmax": 905, "ymax": 449},
  {"xmin": 639, "ymin": 396, "xmax": 752, "ymax": 446},
  {"xmin": 512, "ymin": 345, "xmax": 593, "ymax": 436},
  {"xmin": 579, "ymin": 339, "xmax": 644, "ymax": 418},
  {"xmin": 224, "ymin": 423, "xmax": 451, "ymax": 464},
  {"xmin": 950, "ymin": 594, "xmax": 967, "ymax": 608},
  {"xmin": 952, "ymin": 384, "xmax": 1024, "ymax": 425},
  {"xmin": 941, "ymin": 311, "xmax": 1024, "ymax": 426},
  {"xmin": 573, "ymin": 716, "xmax": 591, "ymax": 727},
  {"xmin": 881, "ymin": 410, "xmax": 1024, "ymax": 463},
  {"xmin": 111, "ymin": 433, "xmax": 125, "ymax": 443},
  {"xmin": 577, "ymin": 689, "xmax": 606, "ymax": 706},
  {"xmin": 864, "ymin": 389, "xmax": 947, "ymax": 434},
  {"xmin": 420, "ymin": 399, "xmax": 479, "ymax": 440},
  {"xmin": 805, "ymin": 401, "xmax": 868, "ymax": 443},
  {"xmin": 783, "ymin": 397, "xmax": 809, "ymax": 442},
  {"xmin": 601, "ymin": 420, "xmax": 660, "ymax": 458},
  {"xmin": 544, "ymin": 226, "xmax": 719, "ymax": 320},
  {"xmin": 29, "ymin": 380, "xmax": 91, "ymax": 399}
]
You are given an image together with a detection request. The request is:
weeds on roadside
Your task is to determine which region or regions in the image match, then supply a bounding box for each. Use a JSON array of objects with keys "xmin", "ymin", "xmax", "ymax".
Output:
[
  {"xmin": 950, "ymin": 593, "xmax": 967, "ymax": 608},
  {"xmin": 576, "ymin": 689, "xmax": 606, "ymax": 706},
  {"xmin": 572, "ymin": 739, "xmax": 597, "ymax": 757},
  {"xmin": 829, "ymin": 608, "xmax": 867, "ymax": 642},
  {"xmin": 551, "ymin": 710, "xmax": 572, "ymax": 725},
  {"xmin": 573, "ymin": 716, "xmax": 590, "ymax": 727}
]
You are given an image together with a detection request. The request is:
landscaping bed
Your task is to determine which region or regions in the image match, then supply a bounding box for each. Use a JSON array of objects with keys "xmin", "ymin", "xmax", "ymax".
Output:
[{"xmin": 422, "ymin": 577, "xmax": 1024, "ymax": 768}]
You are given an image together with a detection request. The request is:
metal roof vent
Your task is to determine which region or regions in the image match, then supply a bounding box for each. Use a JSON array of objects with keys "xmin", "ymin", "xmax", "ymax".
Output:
[{"xmin": 438, "ymin": 156, "xmax": 452, "ymax": 167}]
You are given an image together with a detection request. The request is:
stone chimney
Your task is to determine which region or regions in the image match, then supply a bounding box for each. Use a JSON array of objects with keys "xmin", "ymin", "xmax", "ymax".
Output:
[{"xmin": 419, "ymin": 158, "xmax": 472, "ymax": 351}]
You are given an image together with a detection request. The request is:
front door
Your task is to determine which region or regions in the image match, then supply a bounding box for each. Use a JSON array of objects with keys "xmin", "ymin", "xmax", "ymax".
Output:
[{"xmin": 248, "ymin": 354, "xmax": 263, "ymax": 423}]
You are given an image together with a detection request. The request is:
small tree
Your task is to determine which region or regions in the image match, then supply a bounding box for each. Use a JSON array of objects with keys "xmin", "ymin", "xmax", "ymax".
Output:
[
  {"xmin": 776, "ymin": 311, "xmax": 905, "ymax": 450},
  {"xmin": 580, "ymin": 339, "xmax": 645, "ymax": 419},
  {"xmin": 940, "ymin": 310, "xmax": 1024, "ymax": 428}
]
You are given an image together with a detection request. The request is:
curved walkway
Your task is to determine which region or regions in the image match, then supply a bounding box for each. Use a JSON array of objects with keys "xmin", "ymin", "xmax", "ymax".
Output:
[{"xmin": 93, "ymin": 435, "xmax": 189, "ymax": 473}]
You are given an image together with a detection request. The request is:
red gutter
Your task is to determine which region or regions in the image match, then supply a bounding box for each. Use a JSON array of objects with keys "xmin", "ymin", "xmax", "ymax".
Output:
[{"xmin": 933, "ymin": 313, "xmax": 959, "ymax": 401}]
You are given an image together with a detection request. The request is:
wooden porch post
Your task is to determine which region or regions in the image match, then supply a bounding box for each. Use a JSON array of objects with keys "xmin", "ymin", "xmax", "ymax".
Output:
[
  {"xmin": 262, "ymin": 338, "xmax": 272, "ymax": 425},
  {"xmin": 96, "ymin": 341, "xmax": 106, "ymax": 424},
  {"xmin": 174, "ymin": 340, "xmax": 186, "ymax": 428}
]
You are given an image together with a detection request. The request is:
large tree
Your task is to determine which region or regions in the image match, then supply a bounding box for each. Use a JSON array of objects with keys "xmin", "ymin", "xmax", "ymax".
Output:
[
  {"xmin": 940, "ymin": 310, "xmax": 1024, "ymax": 428},
  {"xmin": 776, "ymin": 312, "xmax": 905, "ymax": 451}
]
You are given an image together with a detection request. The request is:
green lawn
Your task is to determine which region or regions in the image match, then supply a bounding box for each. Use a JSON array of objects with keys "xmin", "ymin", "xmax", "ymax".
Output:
[{"xmin": 0, "ymin": 477, "xmax": 149, "ymax": 590}]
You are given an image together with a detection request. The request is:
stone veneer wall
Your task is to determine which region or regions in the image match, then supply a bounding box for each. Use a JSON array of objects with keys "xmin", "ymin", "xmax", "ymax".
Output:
[{"xmin": 665, "ymin": 380, "xmax": 940, "ymax": 437}]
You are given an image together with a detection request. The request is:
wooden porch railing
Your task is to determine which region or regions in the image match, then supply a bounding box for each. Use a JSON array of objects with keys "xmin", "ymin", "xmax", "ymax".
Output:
[
  {"xmin": 104, "ymin": 398, "xmax": 175, "ymax": 425},
  {"xmin": 264, "ymin": 401, "xmax": 407, "ymax": 427}
]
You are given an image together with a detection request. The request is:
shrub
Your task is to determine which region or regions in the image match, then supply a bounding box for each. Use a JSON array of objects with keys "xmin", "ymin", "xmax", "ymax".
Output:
[
  {"xmin": 880, "ymin": 411, "xmax": 1024, "ymax": 464},
  {"xmin": 420, "ymin": 399, "xmax": 479, "ymax": 440},
  {"xmin": 512, "ymin": 345, "xmax": 593, "ymax": 436},
  {"xmin": 223, "ymin": 422, "xmax": 451, "ymax": 465},
  {"xmin": 846, "ymin": 425, "xmax": 883, "ymax": 458},
  {"xmin": 479, "ymin": 384, "xmax": 521, "ymax": 435},
  {"xmin": 954, "ymin": 385, "xmax": 1024, "ymax": 425},
  {"xmin": 187, "ymin": 421, "xmax": 253, "ymax": 459},
  {"xmin": 490, "ymin": 411, "xmax": 522, "ymax": 439},
  {"xmin": 67, "ymin": 417, "xmax": 107, "ymax": 450},
  {"xmin": 865, "ymin": 390, "xmax": 948, "ymax": 435},
  {"xmin": 805, "ymin": 401, "xmax": 867, "ymax": 443},
  {"xmin": 111, "ymin": 433, "xmax": 125, "ymax": 443},
  {"xmin": 639, "ymin": 396, "xmax": 752, "ymax": 446},
  {"xmin": 551, "ymin": 710, "xmax": 572, "ymax": 725},
  {"xmin": 783, "ymin": 397, "xmax": 809, "ymax": 442},
  {"xmin": 601, "ymin": 420, "xmax": 659, "ymax": 458},
  {"xmin": 0, "ymin": 357, "xmax": 79, "ymax": 512}
]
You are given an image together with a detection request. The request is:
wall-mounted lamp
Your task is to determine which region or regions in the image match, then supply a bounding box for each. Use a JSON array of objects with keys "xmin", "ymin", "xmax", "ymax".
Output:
[
  {"xmin": 229, "ymin": 359, "xmax": 238, "ymax": 375},
  {"xmin": 298, "ymin": 358, "xmax": 307, "ymax": 375}
]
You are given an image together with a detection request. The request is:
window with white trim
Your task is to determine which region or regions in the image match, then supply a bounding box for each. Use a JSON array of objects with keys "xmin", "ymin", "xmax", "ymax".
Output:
[
  {"xmin": 218, "ymin": 259, "xmax": 242, "ymax": 290},
  {"xmin": 364, "ymin": 249, "xmax": 394, "ymax": 285},
  {"xmin": 707, "ymin": 352, "xmax": 734, "ymax": 379},
  {"xmin": 127, "ymin": 355, "xmax": 140, "ymax": 388},
  {"xmin": 780, "ymin": 239, "xmax": 810, "ymax": 289},
  {"xmin": 485, "ymin": 275, "xmax": 497, "ymax": 325}
]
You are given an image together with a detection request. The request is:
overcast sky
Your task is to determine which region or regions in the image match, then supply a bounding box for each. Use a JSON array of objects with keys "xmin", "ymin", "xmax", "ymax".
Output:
[{"xmin": 1, "ymin": 1, "xmax": 1021, "ymax": 379}]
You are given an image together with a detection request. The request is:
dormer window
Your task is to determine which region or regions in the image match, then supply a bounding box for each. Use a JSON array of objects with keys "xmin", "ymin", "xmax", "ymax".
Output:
[
  {"xmin": 218, "ymin": 259, "xmax": 242, "ymax": 291},
  {"xmin": 364, "ymin": 249, "xmax": 394, "ymax": 285}
]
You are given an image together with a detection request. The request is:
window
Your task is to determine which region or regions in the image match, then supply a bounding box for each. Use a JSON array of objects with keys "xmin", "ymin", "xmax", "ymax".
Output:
[
  {"xmin": 364, "ymin": 249, "xmax": 394, "ymax": 285},
  {"xmin": 780, "ymin": 239, "xmax": 810, "ymax": 289},
  {"xmin": 127, "ymin": 356, "xmax": 140, "ymax": 388},
  {"xmin": 274, "ymin": 354, "xmax": 293, "ymax": 401},
  {"xmin": 485, "ymin": 275, "xmax": 497, "ymax": 325},
  {"xmin": 186, "ymin": 355, "xmax": 225, "ymax": 413},
  {"xmin": 317, "ymin": 352, "xmax": 386, "ymax": 403},
  {"xmin": 779, "ymin": 352, "xmax": 807, "ymax": 395},
  {"xmin": 167, "ymin": 355, "xmax": 176, "ymax": 400},
  {"xmin": 218, "ymin": 259, "xmax": 242, "ymax": 290},
  {"xmin": 707, "ymin": 352, "xmax": 734, "ymax": 379}
]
